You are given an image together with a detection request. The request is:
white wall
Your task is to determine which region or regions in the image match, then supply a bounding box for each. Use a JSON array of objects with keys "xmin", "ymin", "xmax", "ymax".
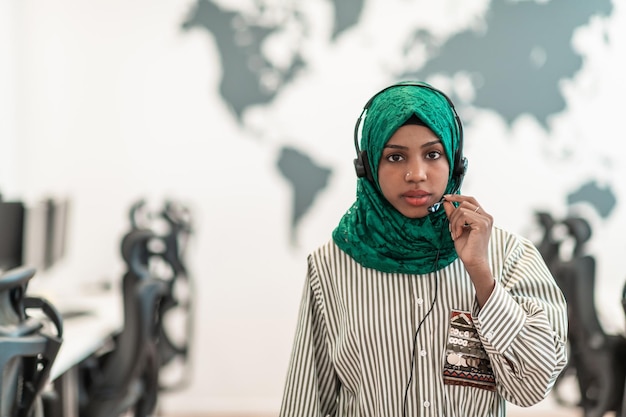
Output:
[
  {"xmin": 5, "ymin": 0, "xmax": 626, "ymax": 414},
  {"xmin": 0, "ymin": 0, "xmax": 18, "ymax": 198}
]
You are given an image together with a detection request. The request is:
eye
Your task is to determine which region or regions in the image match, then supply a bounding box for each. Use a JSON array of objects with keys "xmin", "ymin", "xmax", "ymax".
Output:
[
  {"xmin": 426, "ymin": 150, "xmax": 443, "ymax": 160},
  {"xmin": 385, "ymin": 153, "xmax": 405, "ymax": 163}
]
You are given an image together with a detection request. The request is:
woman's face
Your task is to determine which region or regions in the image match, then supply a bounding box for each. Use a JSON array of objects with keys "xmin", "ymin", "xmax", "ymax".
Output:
[{"xmin": 377, "ymin": 124, "xmax": 450, "ymax": 218}]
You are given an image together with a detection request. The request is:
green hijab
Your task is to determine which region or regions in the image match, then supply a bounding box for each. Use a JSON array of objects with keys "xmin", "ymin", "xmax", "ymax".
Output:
[{"xmin": 332, "ymin": 81, "xmax": 463, "ymax": 274}]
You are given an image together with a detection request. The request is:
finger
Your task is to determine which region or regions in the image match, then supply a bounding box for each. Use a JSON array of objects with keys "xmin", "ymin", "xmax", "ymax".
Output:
[
  {"xmin": 453, "ymin": 200, "xmax": 483, "ymax": 220},
  {"xmin": 442, "ymin": 200, "xmax": 458, "ymax": 239},
  {"xmin": 442, "ymin": 198, "xmax": 454, "ymax": 218},
  {"xmin": 444, "ymin": 201, "xmax": 467, "ymax": 240},
  {"xmin": 444, "ymin": 194, "xmax": 481, "ymax": 210}
]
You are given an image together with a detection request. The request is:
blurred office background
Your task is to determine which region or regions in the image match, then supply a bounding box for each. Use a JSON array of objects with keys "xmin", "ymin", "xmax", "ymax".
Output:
[{"xmin": 1, "ymin": 0, "xmax": 625, "ymax": 416}]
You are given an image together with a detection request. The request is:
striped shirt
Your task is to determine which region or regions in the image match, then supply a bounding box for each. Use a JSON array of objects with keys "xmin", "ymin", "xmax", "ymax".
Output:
[{"xmin": 279, "ymin": 226, "xmax": 568, "ymax": 417}]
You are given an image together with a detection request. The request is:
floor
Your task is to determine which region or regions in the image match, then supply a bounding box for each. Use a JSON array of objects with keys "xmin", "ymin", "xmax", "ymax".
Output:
[{"xmin": 161, "ymin": 409, "xmax": 592, "ymax": 417}]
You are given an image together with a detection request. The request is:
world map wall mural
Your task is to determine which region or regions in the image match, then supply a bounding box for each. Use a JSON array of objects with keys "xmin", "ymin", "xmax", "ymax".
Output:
[{"xmin": 180, "ymin": 0, "xmax": 617, "ymax": 249}]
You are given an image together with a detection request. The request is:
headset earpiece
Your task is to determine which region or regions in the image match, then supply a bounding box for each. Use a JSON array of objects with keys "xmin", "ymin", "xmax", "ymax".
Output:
[
  {"xmin": 455, "ymin": 156, "xmax": 468, "ymax": 179},
  {"xmin": 354, "ymin": 151, "xmax": 372, "ymax": 182}
]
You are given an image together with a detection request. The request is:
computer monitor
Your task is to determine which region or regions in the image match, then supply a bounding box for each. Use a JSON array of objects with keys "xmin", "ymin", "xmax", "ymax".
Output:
[
  {"xmin": 46, "ymin": 198, "xmax": 70, "ymax": 268},
  {"xmin": 0, "ymin": 201, "xmax": 25, "ymax": 272},
  {"xmin": 22, "ymin": 200, "xmax": 50, "ymax": 271},
  {"xmin": 21, "ymin": 197, "xmax": 71, "ymax": 272}
]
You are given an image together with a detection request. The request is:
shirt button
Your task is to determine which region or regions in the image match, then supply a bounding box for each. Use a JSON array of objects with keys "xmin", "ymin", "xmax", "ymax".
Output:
[
  {"xmin": 416, "ymin": 298, "xmax": 424, "ymax": 306},
  {"xmin": 420, "ymin": 350, "xmax": 427, "ymax": 357},
  {"xmin": 485, "ymin": 331, "xmax": 494, "ymax": 341},
  {"xmin": 423, "ymin": 401, "xmax": 430, "ymax": 408}
]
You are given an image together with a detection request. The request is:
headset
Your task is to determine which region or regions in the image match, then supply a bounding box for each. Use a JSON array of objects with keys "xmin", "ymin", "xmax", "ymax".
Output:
[{"xmin": 352, "ymin": 82, "xmax": 468, "ymax": 212}]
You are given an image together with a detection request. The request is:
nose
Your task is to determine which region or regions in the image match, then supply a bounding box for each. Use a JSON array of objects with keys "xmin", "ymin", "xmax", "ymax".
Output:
[{"xmin": 404, "ymin": 162, "xmax": 427, "ymax": 182}]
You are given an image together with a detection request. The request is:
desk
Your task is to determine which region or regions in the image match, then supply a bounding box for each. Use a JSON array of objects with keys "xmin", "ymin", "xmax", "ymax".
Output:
[
  {"xmin": 50, "ymin": 291, "xmax": 123, "ymax": 380},
  {"xmin": 34, "ymin": 289, "xmax": 123, "ymax": 417}
]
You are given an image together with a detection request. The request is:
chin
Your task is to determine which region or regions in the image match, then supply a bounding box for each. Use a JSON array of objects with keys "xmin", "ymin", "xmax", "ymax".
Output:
[{"xmin": 399, "ymin": 208, "xmax": 427, "ymax": 219}]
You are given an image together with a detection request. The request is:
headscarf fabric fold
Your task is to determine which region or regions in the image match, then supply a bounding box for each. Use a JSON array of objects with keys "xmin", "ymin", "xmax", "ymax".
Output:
[{"xmin": 332, "ymin": 81, "xmax": 463, "ymax": 274}]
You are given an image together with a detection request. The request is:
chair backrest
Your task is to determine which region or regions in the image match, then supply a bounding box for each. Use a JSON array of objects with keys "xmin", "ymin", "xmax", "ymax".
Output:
[
  {"xmin": 125, "ymin": 199, "xmax": 195, "ymax": 392},
  {"xmin": 534, "ymin": 211, "xmax": 561, "ymax": 274},
  {"xmin": 155, "ymin": 201, "xmax": 195, "ymax": 391}
]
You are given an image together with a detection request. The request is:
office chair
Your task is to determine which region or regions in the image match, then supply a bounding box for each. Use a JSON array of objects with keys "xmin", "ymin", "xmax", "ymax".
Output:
[
  {"xmin": 126, "ymin": 199, "xmax": 195, "ymax": 392},
  {"xmin": 621, "ymin": 282, "xmax": 626, "ymax": 417},
  {"xmin": 154, "ymin": 200, "xmax": 194, "ymax": 391},
  {"xmin": 552, "ymin": 216, "xmax": 626, "ymax": 417},
  {"xmin": 0, "ymin": 266, "xmax": 63, "ymax": 417},
  {"xmin": 78, "ymin": 228, "xmax": 167, "ymax": 417}
]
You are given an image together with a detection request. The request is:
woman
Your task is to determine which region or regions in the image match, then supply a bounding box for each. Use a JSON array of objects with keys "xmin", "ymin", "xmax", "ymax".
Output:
[{"xmin": 279, "ymin": 81, "xmax": 567, "ymax": 416}]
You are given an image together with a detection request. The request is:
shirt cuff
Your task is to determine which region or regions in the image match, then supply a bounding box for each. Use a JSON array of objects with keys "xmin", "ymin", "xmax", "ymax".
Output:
[{"xmin": 471, "ymin": 282, "xmax": 526, "ymax": 354}]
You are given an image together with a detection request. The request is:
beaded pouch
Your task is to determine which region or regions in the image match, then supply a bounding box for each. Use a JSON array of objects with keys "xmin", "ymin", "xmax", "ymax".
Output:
[{"xmin": 442, "ymin": 310, "xmax": 496, "ymax": 391}]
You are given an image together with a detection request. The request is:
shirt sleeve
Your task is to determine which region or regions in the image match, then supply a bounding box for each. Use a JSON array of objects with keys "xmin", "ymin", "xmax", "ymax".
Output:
[
  {"xmin": 279, "ymin": 256, "xmax": 338, "ymax": 417},
  {"xmin": 471, "ymin": 234, "xmax": 568, "ymax": 407}
]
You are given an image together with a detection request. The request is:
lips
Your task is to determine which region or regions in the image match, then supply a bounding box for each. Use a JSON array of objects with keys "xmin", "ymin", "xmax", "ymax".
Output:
[{"xmin": 403, "ymin": 190, "xmax": 431, "ymax": 207}]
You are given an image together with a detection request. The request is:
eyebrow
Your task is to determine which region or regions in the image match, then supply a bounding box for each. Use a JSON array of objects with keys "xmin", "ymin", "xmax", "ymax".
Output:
[{"xmin": 383, "ymin": 139, "xmax": 442, "ymax": 150}]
